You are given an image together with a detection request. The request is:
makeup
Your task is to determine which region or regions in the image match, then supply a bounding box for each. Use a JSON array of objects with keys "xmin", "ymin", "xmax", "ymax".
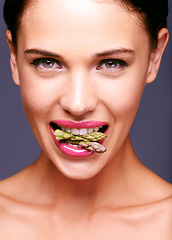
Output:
[{"xmin": 50, "ymin": 120, "xmax": 108, "ymax": 157}]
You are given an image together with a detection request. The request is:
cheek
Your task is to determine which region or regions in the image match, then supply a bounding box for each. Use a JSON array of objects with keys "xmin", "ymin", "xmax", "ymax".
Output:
[
  {"xmin": 19, "ymin": 75, "xmax": 57, "ymax": 121},
  {"xmin": 98, "ymin": 74, "xmax": 146, "ymax": 120}
]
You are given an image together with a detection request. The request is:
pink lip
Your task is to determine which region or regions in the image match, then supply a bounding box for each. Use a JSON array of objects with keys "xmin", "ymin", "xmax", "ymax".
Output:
[
  {"xmin": 50, "ymin": 127, "xmax": 93, "ymax": 157},
  {"xmin": 50, "ymin": 120, "xmax": 108, "ymax": 158},
  {"xmin": 51, "ymin": 120, "xmax": 108, "ymax": 128}
]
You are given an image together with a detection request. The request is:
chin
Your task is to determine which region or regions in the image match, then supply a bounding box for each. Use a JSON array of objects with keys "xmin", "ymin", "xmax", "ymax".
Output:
[{"xmin": 56, "ymin": 159, "xmax": 104, "ymax": 181}]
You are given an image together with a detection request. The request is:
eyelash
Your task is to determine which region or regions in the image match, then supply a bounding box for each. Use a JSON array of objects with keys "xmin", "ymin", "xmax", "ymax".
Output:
[
  {"xmin": 30, "ymin": 58, "xmax": 128, "ymax": 73},
  {"xmin": 31, "ymin": 58, "xmax": 62, "ymax": 70},
  {"xmin": 96, "ymin": 59, "xmax": 128, "ymax": 71}
]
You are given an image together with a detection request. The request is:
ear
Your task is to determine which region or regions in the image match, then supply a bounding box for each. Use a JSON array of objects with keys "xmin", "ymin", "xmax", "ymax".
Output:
[
  {"xmin": 5, "ymin": 30, "xmax": 20, "ymax": 86},
  {"xmin": 146, "ymin": 28, "xmax": 169, "ymax": 84}
]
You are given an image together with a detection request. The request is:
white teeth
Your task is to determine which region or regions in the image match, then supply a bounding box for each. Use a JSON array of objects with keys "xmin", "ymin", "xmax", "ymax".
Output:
[
  {"xmin": 71, "ymin": 128, "xmax": 79, "ymax": 135},
  {"xmin": 88, "ymin": 128, "xmax": 94, "ymax": 133},
  {"xmin": 66, "ymin": 128, "xmax": 71, "ymax": 133},
  {"xmin": 79, "ymin": 128, "xmax": 88, "ymax": 135},
  {"xmin": 59, "ymin": 126, "xmax": 102, "ymax": 135},
  {"xmin": 94, "ymin": 127, "xmax": 99, "ymax": 132}
]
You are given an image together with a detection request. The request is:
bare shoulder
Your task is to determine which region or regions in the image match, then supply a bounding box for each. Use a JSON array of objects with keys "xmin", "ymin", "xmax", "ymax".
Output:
[
  {"xmin": 137, "ymin": 162, "xmax": 172, "ymax": 203},
  {"xmin": 138, "ymin": 195, "xmax": 172, "ymax": 238},
  {"xmin": 128, "ymin": 173, "xmax": 172, "ymax": 239},
  {"xmin": 0, "ymin": 168, "xmax": 49, "ymax": 238},
  {"xmin": 0, "ymin": 163, "xmax": 37, "ymax": 215},
  {"xmin": 0, "ymin": 172, "xmax": 26, "ymax": 215},
  {"xmin": 0, "ymin": 175, "xmax": 24, "ymax": 235},
  {"xmin": 112, "ymin": 196, "xmax": 172, "ymax": 239},
  {"xmin": 138, "ymin": 168, "xmax": 172, "ymax": 230},
  {"xmin": 140, "ymin": 194, "xmax": 172, "ymax": 222}
]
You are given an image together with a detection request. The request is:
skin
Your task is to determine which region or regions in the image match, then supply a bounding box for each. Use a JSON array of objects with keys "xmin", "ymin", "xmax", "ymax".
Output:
[{"xmin": 0, "ymin": 0, "xmax": 172, "ymax": 238}]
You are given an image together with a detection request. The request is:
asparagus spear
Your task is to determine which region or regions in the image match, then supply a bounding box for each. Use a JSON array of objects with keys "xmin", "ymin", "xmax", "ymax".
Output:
[
  {"xmin": 66, "ymin": 140, "xmax": 106, "ymax": 153},
  {"xmin": 79, "ymin": 141, "xmax": 106, "ymax": 153},
  {"xmin": 54, "ymin": 129, "xmax": 107, "ymax": 141},
  {"xmin": 54, "ymin": 129, "xmax": 107, "ymax": 153},
  {"xmin": 54, "ymin": 129, "xmax": 73, "ymax": 140}
]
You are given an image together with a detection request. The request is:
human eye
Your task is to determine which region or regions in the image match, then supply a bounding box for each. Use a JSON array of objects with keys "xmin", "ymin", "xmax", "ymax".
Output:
[
  {"xmin": 31, "ymin": 58, "xmax": 63, "ymax": 71},
  {"xmin": 96, "ymin": 59, "xmax": 128, "ymax": 72}
]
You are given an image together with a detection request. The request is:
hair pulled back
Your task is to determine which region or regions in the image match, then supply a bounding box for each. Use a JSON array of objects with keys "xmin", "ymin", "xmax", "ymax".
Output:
[
  {"xmin": 3, "ymin": 0, "xmax": 169, "ymax": 47},
  {"xmin": 3, "ymin": 0, "xmax": 31, "ymax": 46},
  {"xmin": 119, "ymin": 0, "xmax": 168, "ymax": 47}
]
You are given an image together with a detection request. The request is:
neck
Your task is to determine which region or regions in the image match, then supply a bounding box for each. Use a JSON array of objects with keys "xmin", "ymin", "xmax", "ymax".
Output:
[{"xmin": 31, "ymin": 136, "xmax": 141, "ymax": 216}]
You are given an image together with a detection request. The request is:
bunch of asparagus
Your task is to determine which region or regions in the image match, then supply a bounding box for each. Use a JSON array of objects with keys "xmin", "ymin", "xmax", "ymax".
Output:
[{"xmin": 54, "ymin": 129, "xmax": 107, "ymax": 153}]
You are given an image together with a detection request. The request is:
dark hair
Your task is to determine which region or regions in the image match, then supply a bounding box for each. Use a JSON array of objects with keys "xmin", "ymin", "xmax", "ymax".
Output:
[
  {"xmin": 118, "ymin": 0, "xmax": 169, "ymax": 48},
  {"xmin": 3, "ymin": 0, "xmax": 168, "ymax": 47},
  {"xmin": 3, "ymin": 0, "xmax": 31, "ymax": 46}
]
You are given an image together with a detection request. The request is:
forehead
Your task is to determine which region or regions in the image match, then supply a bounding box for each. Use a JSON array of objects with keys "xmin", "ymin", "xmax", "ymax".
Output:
[{"xmin": 19, "ymin": 0, "xmax": 149, "ymax": 54}]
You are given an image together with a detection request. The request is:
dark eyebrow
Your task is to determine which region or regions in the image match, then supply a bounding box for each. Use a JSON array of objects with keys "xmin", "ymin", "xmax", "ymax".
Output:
[
  {"xmin": 24, "ymin": 48, "xmax": 62, "ymax": 58},
  {"xmin": 24, "ymin": 48, "xmax": 135, "ymax": 59},
  {"xmin": 93, "ymin": 48, "xmax": 135, "ymax": 58}
]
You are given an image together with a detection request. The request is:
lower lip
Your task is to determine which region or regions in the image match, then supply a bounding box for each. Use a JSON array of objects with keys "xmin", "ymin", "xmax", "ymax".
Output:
[{"xmin": 50, "ymin": 127, "xmax": 93, "ymax": 157}]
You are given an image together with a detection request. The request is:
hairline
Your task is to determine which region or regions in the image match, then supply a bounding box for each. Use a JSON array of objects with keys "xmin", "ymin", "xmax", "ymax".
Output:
[{"xmin": 16, "ymin": 0, "xmax": 155, "ymax": 49}]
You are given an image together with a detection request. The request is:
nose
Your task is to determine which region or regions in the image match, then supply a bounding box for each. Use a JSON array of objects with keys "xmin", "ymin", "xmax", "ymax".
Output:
[{"xmin": 60, "ymin": 71, "xmax": 97, "ymax": 116}]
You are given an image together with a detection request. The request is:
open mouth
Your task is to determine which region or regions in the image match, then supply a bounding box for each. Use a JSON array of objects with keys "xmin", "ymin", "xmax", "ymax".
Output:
[
  {"xmin": 50, "ymin": 122, "xmax": 108, "ymax": 135},
  {"xmin": 50, "ymin": 121, "xmax": 108, "ymax": 155},
  {"xmin": 50, "ymin": 120, "xmax": 109, "ymax": 156}
]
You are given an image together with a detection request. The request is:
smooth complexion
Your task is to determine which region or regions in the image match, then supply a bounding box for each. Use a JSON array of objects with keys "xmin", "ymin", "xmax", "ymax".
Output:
[
  {"xmin": 0, "ymin": 0, "xmax": 172, "ymax": 238},
  {"xmin": 8, "ymin": 0, "xmax": 159, "ymax": 180}
]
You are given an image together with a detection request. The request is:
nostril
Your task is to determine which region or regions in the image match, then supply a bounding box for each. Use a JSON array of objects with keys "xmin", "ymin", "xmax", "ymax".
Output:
[
  {"xmin": 60, "ymin": 101, "xmax": 96, "ymax": 116},
  {"xmin": 60, "ymin": 100, "xmax": 98, "ymax": 116},
  {"xmin": 59, "ymin": 86, "xmax": 97, "ymax": 116},
  {"xmin": 64, "ymin": 109, "xmax": 71, "ymax": 115}
]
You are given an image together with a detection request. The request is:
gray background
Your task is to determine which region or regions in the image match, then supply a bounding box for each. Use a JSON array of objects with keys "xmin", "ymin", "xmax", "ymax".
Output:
[{"xmin": 0, "ymin": 0, "xmax": 172, "ymax": 183}]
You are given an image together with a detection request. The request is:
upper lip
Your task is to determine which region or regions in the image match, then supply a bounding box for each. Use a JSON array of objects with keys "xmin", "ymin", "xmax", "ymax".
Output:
[{"xmin": 50, "ymin": 120, "xmax": 108, "ymax": 128}]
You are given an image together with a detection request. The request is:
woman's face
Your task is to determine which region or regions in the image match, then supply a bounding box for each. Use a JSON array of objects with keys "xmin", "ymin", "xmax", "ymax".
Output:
[{"xmin": 10, "ymin": 0, "xmax": 153, "ymax": 179}]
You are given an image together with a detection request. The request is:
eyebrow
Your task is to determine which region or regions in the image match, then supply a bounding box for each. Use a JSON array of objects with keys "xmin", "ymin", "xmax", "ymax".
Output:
[
  {"xmin": 24, "ymin": 47, "xmax": 135, "ymax": 59},
  {"xmin": 93, "ymin": 48, "xmax": 135, "ymax": 58},
  {"xmin": 24, "ymin": 48, "xmax": 63, "ymax": 58}
]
